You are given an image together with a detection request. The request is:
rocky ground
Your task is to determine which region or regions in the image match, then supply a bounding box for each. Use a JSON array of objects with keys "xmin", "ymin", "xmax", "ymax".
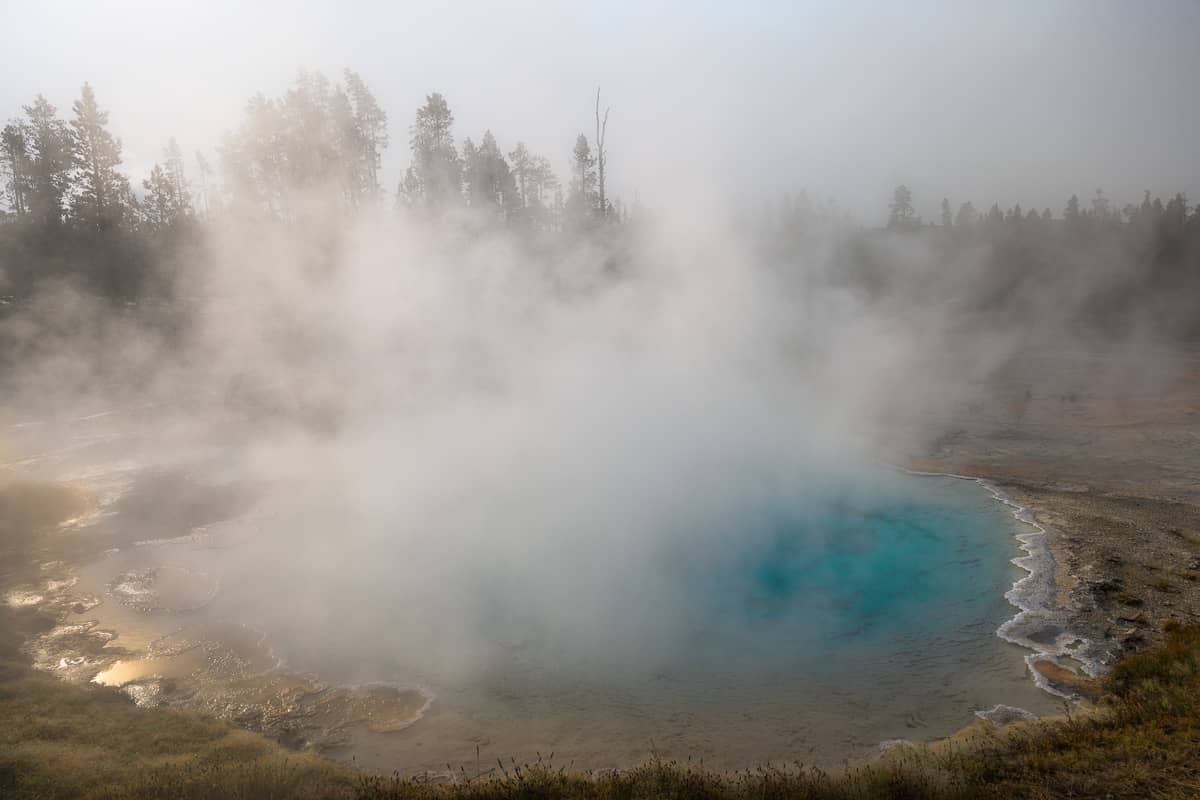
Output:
[
  {"xmin": 0, "ymin": 467, "xmax": 430, "ymax": 755},
  {"xmin": 904, "ymin": 346, "xmax": 1200, "ymax": 678}
]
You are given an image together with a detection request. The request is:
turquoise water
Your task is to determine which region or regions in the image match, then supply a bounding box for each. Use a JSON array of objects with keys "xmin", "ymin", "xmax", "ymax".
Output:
[
  {"xmin": 679, "ymin": 476, "xmax": 1016, "ymax": 671},
  {"xmin": 323, "ymin": 470, "xmax": 1063, "ymax": 771}
]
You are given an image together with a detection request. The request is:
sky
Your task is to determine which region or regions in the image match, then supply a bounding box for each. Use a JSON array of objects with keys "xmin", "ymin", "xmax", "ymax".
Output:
[{"xmin": 1, "ymin": 0, "xmax": 1198, "ymax": 223}]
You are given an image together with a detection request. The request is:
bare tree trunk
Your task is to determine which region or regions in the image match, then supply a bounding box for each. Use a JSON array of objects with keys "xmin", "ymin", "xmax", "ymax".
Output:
[
  {"xmin": 9, "ymin": 159, "xmax": 25, "ymax": 215},
  {"xmin": 595, "ymin": 87, "xmax": 609, "ymax": 220}
]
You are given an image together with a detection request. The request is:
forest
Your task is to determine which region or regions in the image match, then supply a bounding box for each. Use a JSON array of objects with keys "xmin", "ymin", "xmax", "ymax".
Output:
[
  {"xmin": 0, "ymin": 71, "xmax": 622, "ymax": 304},
  {"xmin": 2, "ymin": 68, "xmax": 1199, "ymax": 342}
]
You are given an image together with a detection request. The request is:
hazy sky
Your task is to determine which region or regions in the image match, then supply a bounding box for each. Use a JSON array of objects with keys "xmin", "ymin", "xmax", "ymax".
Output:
[{"xmin": 2, "ymin": 0, "xmax": 1198, "ymax": 222}]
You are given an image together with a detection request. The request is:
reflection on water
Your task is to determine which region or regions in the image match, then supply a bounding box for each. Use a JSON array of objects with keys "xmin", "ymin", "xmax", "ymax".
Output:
[
  {"xmin": 109, "ymin": 566, "xmax": 219, "ymax": 612},
  {"xmin": 92, "ymin": 621, "xmax": 275, "ymax": 688},
  {"xmin": 93, "ymin": 649, "xmax": 208, "ymax": 687},
  {"xmin": 85, "ymin": 618, "xmax": 430, "ymax": 748}
]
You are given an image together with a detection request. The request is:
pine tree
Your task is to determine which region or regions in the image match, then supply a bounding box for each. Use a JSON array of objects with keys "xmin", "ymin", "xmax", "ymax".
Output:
[
  {"xmin": 141, "ymin": 138, "xmax": 192, "ymax": 230},
  {"xmin": 954, "ymin": 201, "xmax": 977, "ymax": 229},
  {"xmin": 68, "ymin": 83, "xmax": 131, "ymax": 230},
  {"xmin": 194, "ymin": 150, "xmax": 215, "ymax": 217},
  {"xmin": 343, "ymin": 69, "xmax": 387, "ymax": 200},
  {"xmin": 508, "ymin": 142, "xmax": 531, "ymax": 208},
  {"xmin": 396, "ymin": 166, "xmax": 421, "ymax": 209},
  {"xmin": 480, "ymin": 131, "xmax": 514, "ymax": 215},
  {"xmin": 280, "ymin": 71, "xmax": 338, "ymax": 195},
  {"xmin": 1090, "ymin": 188, "xmax": 1111, "ymax": 224},
  {"xmin": 1, "ymin": 123, "xmax": 31, "ymax": 216},
  {"xmin": 461, "ymin": 137, "xmax": 479, "ymax": 204},
  {"xmin": 164, "ymin": 139, "xmax": 188, "ymax": 211},
  {"xmin": 506, "ymin": 141, "xmax": 558, "ymax": 228},
  {"xmin": 409, "ymin": 93, "xmax": 460, "ymax": 207},
  {"xmin": 1064, "ymin": 194, "xmax": 1083, "ymax": 233},
  {"xmin": 141, "ymin": 164, "xmax": 175, "ymax": 229},
  {"xmin": 219, "ymin": 70, "xmax": 374, "ymax": 219},
  {"xmin": 330, "ymin": 86, "xmax": 360, "ymax": 205},
  {"xmin": 220, "ymin": 93, "xmax": 286, "ymax": 216},
  {"xmin": 1065, "ymin": 194, "xmax": 1080, "ymax": 221},
  {"xmin": 985, "ymin": 203, "xmax": 1004, "ymax": 234},
  {"xmin": 567, "ymin": 134, "xmax": 596, "ymax": 224},
  {"xmin": 21, "ymin": 95, "xmax": 71, "ymax": 227},
  {"xmin": 1187, "ymin": 200, "xmax": 1200, "ymax": 233},
  {"xmin": 1164, "ymin": 193, "xmax": 1188, "ymax": 237},
  {"xmin": 887, "ymin": 184, "xmax": 917, "ymax": 229},
  {"xmin": 528, "ymin": 156, "xmax": 558, "ymax": 206},
  {"xmin": 463, "ymin": 130, "xmax": 517, "ymax": 218}
]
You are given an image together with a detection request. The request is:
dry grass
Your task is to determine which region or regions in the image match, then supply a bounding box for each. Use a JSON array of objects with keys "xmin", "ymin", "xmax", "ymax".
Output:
[
  {"xmin": 0, "ymin": 479, "xmax": 356, "ymax": 800},
  {"xmin": 0, "ymin": 605, "xmax": 357, "ymax": 800},
  {"xmin": 350, "ymin": 625, "xmax": 1200, "ymax": 800}
]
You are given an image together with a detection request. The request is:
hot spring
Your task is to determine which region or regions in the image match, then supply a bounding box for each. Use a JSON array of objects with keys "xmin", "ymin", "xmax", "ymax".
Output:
[{"xmin": 65, "ymin": 450, "xmax": 1062, "ymax": 772}]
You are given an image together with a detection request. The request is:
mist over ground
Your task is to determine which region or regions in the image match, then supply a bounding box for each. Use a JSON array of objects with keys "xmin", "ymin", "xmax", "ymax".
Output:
[{"xmin": 2, "ymin": 0, "xmax": 1199, "ymax": 704}]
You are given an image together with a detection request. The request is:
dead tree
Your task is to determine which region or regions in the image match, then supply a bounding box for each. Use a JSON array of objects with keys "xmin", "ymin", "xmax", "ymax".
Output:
[{"xmin": 595, "ymin": 87, "xmax": 609, "ymax": 220}]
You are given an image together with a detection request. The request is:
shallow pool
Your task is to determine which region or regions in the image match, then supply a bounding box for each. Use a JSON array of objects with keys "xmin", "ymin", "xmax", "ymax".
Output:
[{"xmin": 209, "ymin": 468, "xmax": 1062, "ymax": 772}]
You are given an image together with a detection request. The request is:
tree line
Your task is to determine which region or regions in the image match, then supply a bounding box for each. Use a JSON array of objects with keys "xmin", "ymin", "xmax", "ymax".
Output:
[
  {"xmin": 2, "ymin": 69, "xmax": 1197, "ymax": 342},
  {"xmin": 0, "ymin": 70, "xmax": 624, "ymax": 302},
  {"xmin": 883, "ymin": 183, "xmax": 1199, "ymax": 238},
  {"xmin": 756, "ymin": 183, "xmax": 1200, "ymax": 341}
]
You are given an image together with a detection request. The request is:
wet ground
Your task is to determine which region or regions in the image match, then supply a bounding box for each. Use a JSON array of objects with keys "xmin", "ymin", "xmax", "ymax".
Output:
[
  {"xmin": 902, "ymin": 346, "xmax": 1200, "ymax": 660},
  {"xmin": 1, "ymin": 411, "xmax": 431, "ymax": 754},
  {"xmin": 1, "ymin": 408, "xmax": 1063, "ymax": 773}
]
